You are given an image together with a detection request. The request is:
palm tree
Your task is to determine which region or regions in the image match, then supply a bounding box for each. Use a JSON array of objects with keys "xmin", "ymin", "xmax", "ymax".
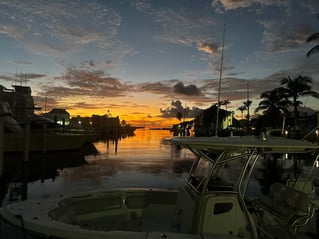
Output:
[
  {"xmin": 237, "ymin": 105, "xmax": 246, "ymax": 120},
  {"xmin": 255, "ymin": 88, "xmax": 289, "ymax": 115},
  {"xmin": 221, "ymin": 99, "xmax": 231, "ymax": 110},
  {"xmin": 243, "ymin": 99, "xmax": 252, "ymax": 121},
  {"xmin": 255, "ymin": 88, "xmax": 290, "ymax": 128},
  {"xmin": 280, "ymin": 75, "xmax": 319, "ymax": 130}
]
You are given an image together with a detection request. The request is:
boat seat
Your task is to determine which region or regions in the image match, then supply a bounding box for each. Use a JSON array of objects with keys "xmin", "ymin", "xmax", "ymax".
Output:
[
  {"xmin": 286, "ymin": 179, "xmax": 316, "ymax": 197},
  {"xmin": 257, "ymin": 182, "xmax": 314, "ymax": 234}
]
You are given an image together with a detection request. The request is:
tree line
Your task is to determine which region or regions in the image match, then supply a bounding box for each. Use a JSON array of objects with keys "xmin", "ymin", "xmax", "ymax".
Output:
[
  {"xmin": 236, "ymin": 25, "xmax": 319, "ymax": 134},
  {"xmin": 253, "ymin": 75, "xmax": 319, "ymax": 132}
]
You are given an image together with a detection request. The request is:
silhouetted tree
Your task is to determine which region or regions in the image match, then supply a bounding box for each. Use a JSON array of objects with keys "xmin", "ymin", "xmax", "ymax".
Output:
[
  {"xmin": 243, "ymin": 100, "xmax": 252, "ymax": 121},
  {"xmin": 176, "ymin": 111, "xmax": 183, "ymax": 121},
  {"xmin": 255, "ymin": 88, "xmax": 290, "ymax": 128},
  {"xmin": 221, "ymin": 99, "xmax": 231, "ymax": 110},
  {"xmin": 280, "ymin": 75, "xmax": 319, "ymax": 130},
  {"xmin": 237, "ymin": 105, "xmax": 246, "ymax": 120}
]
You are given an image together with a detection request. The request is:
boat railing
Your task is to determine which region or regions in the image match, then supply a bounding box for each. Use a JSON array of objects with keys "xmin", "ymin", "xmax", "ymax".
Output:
[{"xmin": 256, "ymin": 182, "xmax": 315, "ymax": 237}]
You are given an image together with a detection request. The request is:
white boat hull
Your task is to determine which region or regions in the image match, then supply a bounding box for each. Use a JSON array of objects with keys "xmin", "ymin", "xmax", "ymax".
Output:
[{"xmin": 0, "ymin": 188, "xmax": 210, "ymax": 239}]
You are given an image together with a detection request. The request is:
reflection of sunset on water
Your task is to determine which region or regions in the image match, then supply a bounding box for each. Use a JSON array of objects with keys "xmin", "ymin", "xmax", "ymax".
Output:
[
  {"xmin": 40, "ymin": 129, "xmax": 195, "ymax": 195},
  {"xmin": 88, "ymin": 129, "xmax": 193, "ymax": 161}
]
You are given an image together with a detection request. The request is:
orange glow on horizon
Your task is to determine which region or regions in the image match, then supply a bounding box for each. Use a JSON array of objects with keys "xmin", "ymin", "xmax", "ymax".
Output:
[
  {"xmin": 40, "ymin": 93, "xmax": 244, "ymax": 129},
  {"xmin": 41, "ymin": 91, "xmax": 187, "ymax": 128},
  {"xmin": 66, "ymin": 108, "xmax": 185, "ymax": 128}
]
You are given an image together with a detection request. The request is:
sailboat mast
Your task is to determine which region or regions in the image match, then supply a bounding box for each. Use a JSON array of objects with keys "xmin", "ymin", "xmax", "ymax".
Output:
[{"xmin": 215, "ymin": 24, "xmax": 225, "ymax": 136}]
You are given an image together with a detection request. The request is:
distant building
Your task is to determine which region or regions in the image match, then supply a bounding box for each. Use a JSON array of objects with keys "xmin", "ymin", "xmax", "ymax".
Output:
[
  {"xmin": 69, "ymin": 114, "xmax": 121, "ymax": 135},
  {"xmin": 91, "ymin": 115, "xmax": 120, "ymax": 134},
  {"xmin": 171, "ymin": 105, "xmax": 234, "ymax": 137},
  {"xmin": 43, "ymin": 108, "xmax": 70, "ymax": 126},
  {"xmin": 194, "ymin": 105, "xmax": 233, "ymax": 136}
]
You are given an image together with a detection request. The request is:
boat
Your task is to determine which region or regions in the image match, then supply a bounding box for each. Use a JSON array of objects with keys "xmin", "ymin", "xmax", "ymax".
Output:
[
  {"xmin": 4, "ymin": 131, "xmax": 96, "ymax": 153},
  {"xmin": 0, "ymin": 136, "xmax": 319, "ymax": 238},
  {"xmin": 1, "ymin": 101, "xmax": 96, "ymax": 153}
]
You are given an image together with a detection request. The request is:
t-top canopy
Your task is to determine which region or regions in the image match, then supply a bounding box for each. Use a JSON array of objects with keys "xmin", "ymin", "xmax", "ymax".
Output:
[{"xmin": 169, "ymin": 136, "xmax": 319, "ymax": 153}]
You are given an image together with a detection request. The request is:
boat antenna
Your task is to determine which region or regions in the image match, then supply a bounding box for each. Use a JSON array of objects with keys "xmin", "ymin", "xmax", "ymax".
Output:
[
  {"xmin": 246, "ymin": 82, "xmax": 250, "ymax": 123},
  {"xmin": 215, "ymin": 24, "xmax": 226, "ymax": 137},
  {"xmin": 44, "ymin": 95, "xmax": 47, "ymax": 114}
]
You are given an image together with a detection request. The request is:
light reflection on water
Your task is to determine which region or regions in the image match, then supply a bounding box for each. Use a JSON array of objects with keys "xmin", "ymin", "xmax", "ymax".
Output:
[{"xmin": 1, "ymin": 129, "xmax": 195, "ymax": 205}]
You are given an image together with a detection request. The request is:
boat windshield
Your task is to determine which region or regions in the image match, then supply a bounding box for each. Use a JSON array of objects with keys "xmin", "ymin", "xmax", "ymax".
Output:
[
  {"xmin": 192, "ymin": 157, "xmax": 211, "ymax": 178},
  {"xmin": 171, "ymin": 136, "xmax": 319, "ymax": 198},
  {"xmin": 187, "ymin": 150, "xmax": 251, "ymax": 193}
]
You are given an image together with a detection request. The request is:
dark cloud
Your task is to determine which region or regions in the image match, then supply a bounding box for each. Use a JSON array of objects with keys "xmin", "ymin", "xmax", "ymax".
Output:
[
  {"xmin": 24, "ymin": 73, "xmax": 47, "ymax": 79},
  {"xmin": 138, "ymin": 76, "xmax": 278, "ymax": 107},
  {"xmin": 138, "ymin": 82, "xmax": 172, "ymax": 94},
  {"xmin": 173, "ymin": 82, "xmax": 202, "ymax": 96},
  {"xmin": 199, "ymin": 74, "xmax": 286, "ymax": 104},
  {"xmin": 67, "ymin": 101, "xmax": 111, "ymax": 111},
  {"xmin": 0, "ymin": 73, "xmax": 46, "ymax": 83},
  {"xmin": 41, "ymin": 63, "xmax": 133, "ymax": 98},
  {"xmin": 160, "ymin": 100, "xmax": 201, "ymax": 119}
]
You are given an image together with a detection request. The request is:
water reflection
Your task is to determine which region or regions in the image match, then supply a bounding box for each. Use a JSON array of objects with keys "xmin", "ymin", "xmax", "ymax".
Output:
[
  {"xmin": 0, "ymin": 129, "xmax": 195, "ymax": 206},
  {"xmin": 0, "ymin": 149, "xmax": 90, "ymax": 205},
  {"xmin": 2, "ymin": 129, "xmax": 318, "ymax": 213},
  {"xmin": 62, "ymin": 129, "xmax": 194, "ymax": 190}
]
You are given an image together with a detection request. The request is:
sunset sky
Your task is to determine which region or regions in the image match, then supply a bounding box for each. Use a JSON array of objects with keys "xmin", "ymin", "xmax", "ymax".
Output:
[{"xmin": 0, "ymin": 0, "xmax": 319, "ymax": 127}]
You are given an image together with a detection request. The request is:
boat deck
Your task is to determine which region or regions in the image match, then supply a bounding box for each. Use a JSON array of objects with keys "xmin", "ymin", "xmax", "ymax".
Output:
[
  {"xmin": 48, "ymin": 189, "xmax": 180, "ymax": 233},
  {"xmin": 76, "ymin": 203, "xmax": 177, "ymax": 232}
]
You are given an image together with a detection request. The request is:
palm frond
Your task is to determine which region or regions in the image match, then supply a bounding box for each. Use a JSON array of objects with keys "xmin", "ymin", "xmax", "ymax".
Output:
[
  {"xmin": 306, "ymin": 32, "xmax": 319, "ymax": 43},
  {"xmin": 306, "ymin": 45, "xmax": 319, "ymax": 57},
  {"xmin": 300, "ymin": 90, "xmax": 319, "ymax": 98}
]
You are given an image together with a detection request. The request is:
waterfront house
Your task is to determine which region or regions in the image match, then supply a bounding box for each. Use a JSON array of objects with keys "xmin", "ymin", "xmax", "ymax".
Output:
[{"xmin": 43, "ymin": 108, "xmax": 70, "ymax": 127}]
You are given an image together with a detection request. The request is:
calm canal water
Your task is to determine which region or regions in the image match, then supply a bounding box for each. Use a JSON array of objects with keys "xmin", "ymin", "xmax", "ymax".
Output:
[{"xmin": 0, "ymin": 129, "xmax": 195, "ymax": 207}]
